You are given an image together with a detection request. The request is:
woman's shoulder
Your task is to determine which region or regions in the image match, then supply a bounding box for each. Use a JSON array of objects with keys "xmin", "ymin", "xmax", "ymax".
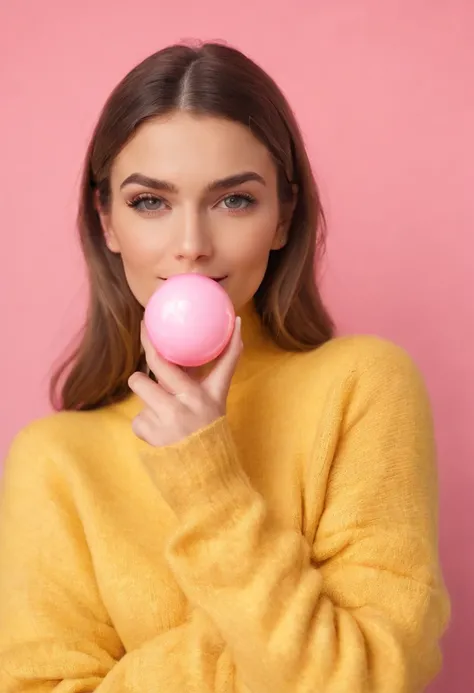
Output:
[
  {"xmin": 287, "ymin": 332, "xmax": 422, "ymax": 372},
  {"xmin": 287, "ymin": 334, "xmax": 434, "ymax": 449},
  {"xmin": 8, "ymin": 406, "xmax": 108, "ymax": 445},
  {"xmin": 285, "ymin": 333, "xmax": 429, "ymax": 397},
  {"xmin": 314, "ymin": 333, "xmax": 421, "ymax": 371},
  {"xmin": 3, "ymin": 401, "xmax": 130, "ymax": 478}
]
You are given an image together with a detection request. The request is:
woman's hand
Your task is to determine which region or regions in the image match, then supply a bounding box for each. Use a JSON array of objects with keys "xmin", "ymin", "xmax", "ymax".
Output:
[{"xmin": 128, "ymin": 318, "xmax": 242, "ymax": 447}]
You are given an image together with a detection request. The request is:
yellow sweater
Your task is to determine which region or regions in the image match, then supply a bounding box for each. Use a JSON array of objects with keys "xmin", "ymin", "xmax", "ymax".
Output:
[{"xmin": 0, "ymin": 307, "xmax": 449, "ymax": 693}]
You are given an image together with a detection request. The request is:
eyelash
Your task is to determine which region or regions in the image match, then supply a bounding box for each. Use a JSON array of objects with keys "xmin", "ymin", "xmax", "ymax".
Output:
[{"xmin": 126, "ymin": 192, "xmax": 257, "ymax": 216}]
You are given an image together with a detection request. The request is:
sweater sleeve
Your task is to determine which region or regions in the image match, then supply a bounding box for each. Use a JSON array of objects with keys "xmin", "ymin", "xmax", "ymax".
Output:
[
  {"xmin": 0, "ymin": 428, "xmax": 243, "ymax": 693},
  {"xmin": 143, "ymin": 342, "xmax": 450, "ymax": 693}
]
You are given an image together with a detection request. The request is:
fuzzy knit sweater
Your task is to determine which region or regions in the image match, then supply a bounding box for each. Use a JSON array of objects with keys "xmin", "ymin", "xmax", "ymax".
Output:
[{"xmin": 0, "ymin": 305, "xmax": 450, "ymax": 693}]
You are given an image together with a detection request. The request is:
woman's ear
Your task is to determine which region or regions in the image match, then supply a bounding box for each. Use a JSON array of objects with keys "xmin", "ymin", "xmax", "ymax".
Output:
[
  {"xmin": 272, "ymin": 185, "xmax": 298, "ymax": 250},
  {"xmin": 272, "ymin": 224, "xmax": 289, "ymax": 251},
  {"xmin": 94, "ymin": 190, "xmax": 120, "ymax": 253}
]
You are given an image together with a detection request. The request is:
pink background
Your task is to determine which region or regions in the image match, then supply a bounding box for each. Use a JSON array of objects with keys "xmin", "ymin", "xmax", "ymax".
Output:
[{"xmin": 1, "ymin": 1, "xmax": 473, "ymax": 690}]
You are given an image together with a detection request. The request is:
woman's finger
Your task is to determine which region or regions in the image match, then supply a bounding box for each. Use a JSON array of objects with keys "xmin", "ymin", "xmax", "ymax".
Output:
[
  {"xmin": 204, "ymin": 317, "xmax": 243, "ymax": 401},
  {"xmin": 132, "ymin": 408, "xmax": 162, "ymax": 445},
  {"xmin": 128, "ymin": 371, "xmax": 173, "ymax": 412}
]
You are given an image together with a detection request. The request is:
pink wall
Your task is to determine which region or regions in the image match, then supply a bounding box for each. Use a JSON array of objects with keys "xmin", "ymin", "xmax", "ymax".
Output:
[{"xmin": 1, "ymin": 1, "xmax": 473, "ymax": 690}]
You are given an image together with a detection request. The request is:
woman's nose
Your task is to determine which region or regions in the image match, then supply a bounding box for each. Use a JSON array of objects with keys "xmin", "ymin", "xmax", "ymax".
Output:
[{"xmin": 173, "ymin": 210, "xmax": 214, "ymax": 262}]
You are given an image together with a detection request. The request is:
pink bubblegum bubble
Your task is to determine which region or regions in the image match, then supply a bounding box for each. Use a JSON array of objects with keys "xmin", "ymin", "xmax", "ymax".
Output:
[{"xmin": 144, "ymin": 274, "xmax": 235, "ymax": 367}]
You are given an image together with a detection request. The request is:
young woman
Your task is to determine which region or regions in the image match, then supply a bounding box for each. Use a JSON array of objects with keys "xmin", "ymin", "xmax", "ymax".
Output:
[{"xmin": 0, "ymin": 42, "xmax": 449, "ymax": 693}]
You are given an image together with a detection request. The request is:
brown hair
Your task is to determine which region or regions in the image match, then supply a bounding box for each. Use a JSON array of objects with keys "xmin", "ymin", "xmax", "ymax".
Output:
[{"xmin": 50, "ymin": 41, "xmax": 334, "ymax": 411}]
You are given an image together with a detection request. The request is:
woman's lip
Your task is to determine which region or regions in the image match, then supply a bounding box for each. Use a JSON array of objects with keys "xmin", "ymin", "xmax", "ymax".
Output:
[{"xmin": 159, "ymin": 275, "xmax": 227, "ymax": 282}]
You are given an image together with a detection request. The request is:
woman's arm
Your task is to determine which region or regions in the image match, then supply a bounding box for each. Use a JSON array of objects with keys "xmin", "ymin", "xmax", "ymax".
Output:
[
  {"xmin": 0, "ymin": 428, "xmax": 240, "ymax": 693},
  {"xmin": 1, "ymin": 610, "xmax": 237, "ymax": 693},
  {"xmin": 144, "ymin": 340, "xmax": 450, "ymax": 693}
]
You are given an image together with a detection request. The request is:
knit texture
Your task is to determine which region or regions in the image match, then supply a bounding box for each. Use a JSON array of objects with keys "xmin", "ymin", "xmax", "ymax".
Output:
[{"xmin": 0, "ymin": 309, "xmax": 450, "ymax": 693}]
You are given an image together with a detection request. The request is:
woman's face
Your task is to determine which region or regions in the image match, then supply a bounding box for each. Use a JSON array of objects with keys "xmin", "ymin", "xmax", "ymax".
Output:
[{"xmin": 99, "ymin": 112, "xmax": 294, "ymax": 311}]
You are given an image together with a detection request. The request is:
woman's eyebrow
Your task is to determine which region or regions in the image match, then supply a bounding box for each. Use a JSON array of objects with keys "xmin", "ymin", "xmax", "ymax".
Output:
[{"xmin": 119, "ymin": 171, "xmax": 266, "ymax": 192}]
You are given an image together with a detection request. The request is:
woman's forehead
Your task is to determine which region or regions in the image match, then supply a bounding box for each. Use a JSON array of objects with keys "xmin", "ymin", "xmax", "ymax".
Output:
[{"xmin": 110, "ymin": 112, "xmax": 276, "ymax": 189}]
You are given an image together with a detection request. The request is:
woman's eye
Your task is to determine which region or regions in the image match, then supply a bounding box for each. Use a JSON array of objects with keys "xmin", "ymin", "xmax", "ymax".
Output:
[
  {"xmin": 128, "ymin": 193, "xmax": 255, "ymax": 214},
  {"xmin": 219, "ymin": 194, "xmax": 255, "ymax": 211},
  {"xmin": 129, "ymin": 195, "xmax": 164, "ymax": 212}
]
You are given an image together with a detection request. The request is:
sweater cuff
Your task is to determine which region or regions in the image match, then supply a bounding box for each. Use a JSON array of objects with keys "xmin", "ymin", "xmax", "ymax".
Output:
[{"xmin": 141, "ymin": 417, "xmax": 255, "ymax": 520}]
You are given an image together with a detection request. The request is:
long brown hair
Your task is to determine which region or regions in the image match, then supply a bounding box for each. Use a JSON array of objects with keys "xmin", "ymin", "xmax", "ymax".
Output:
[{"xmin": 50, "ymin": 41, "xmax": 334, "ymax": 411}]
